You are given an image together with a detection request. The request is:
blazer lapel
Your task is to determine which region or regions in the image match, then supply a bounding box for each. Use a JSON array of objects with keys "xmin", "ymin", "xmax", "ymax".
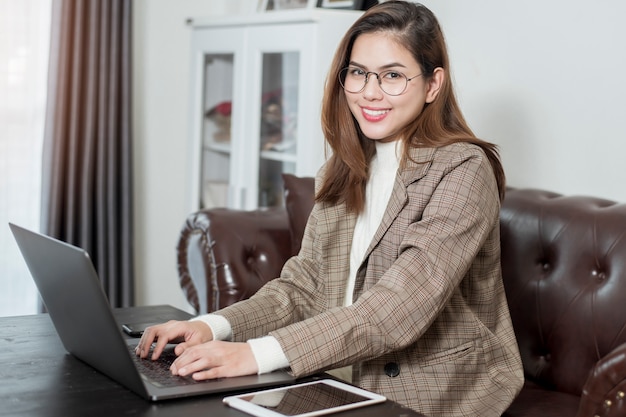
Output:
[
  {"xmin": 317, "ymin": 201, "xmax": 357, "ymax": 307},
  {"xmin": 361, "ymin": 146, "xmax": 435, "ymax": 262}
]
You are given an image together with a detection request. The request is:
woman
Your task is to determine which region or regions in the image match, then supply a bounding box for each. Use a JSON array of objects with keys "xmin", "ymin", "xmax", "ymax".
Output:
[{"xmin": 137, "ymin": 2, "xmax": 524, "ymax": 415}]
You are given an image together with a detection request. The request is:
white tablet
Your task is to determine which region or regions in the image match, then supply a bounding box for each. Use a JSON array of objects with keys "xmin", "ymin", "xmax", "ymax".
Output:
[{"xmin": 223, "ymin": 379, "xmax": 386, "ymax": 417}]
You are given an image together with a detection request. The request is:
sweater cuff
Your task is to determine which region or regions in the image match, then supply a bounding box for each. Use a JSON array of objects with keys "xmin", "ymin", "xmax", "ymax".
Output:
[
  {"xmin": 190, "ymin": 314, "xmax": 232, "ymax": 341},
  {"xmin": 247, "ymin": 336, "xmax": 290, "ymax": 375}
]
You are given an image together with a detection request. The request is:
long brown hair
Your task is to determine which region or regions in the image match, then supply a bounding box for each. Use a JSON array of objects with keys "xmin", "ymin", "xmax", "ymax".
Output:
[{"xmin": 317, "ymin": 1, "xmax": 505, "ymax": 213}]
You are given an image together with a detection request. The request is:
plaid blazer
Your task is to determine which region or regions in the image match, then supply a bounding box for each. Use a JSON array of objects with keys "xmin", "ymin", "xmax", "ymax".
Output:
[{"xmin": 219, "ymin": 142, "xmax": 524, "ymax": 417}]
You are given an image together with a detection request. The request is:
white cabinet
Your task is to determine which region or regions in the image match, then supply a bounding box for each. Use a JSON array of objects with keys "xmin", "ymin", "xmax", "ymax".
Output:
[{"xmin": 187, "ymin": 9, "xmax": 362, "ymax": 211}]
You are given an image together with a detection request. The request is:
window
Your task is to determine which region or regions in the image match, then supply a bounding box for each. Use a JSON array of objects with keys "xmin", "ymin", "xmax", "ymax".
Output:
[{"xmin": 0, "ymin": 0, "xmax": 51, "ymax": 316}]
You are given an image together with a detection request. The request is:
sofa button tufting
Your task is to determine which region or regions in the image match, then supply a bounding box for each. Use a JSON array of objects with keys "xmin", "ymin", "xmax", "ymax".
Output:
[
  {"xmin": 384, "ymin": 362, "xmax": 400, "ymax": 377},
  {"xmin": 591, "ymin": 269, "xmax": 607, "ymax": 282},
  {"xmin": 539, "ymin": 353, "xmax": 551, "ymax": 363}
]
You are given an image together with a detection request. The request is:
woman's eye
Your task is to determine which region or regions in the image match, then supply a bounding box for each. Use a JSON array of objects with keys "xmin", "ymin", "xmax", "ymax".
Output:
[
  {"xmin": 383, "ymin": 71, "xmax": 402, "ymax": 80},
  {"xmin": 350, "ymin": 68, "xmax": 365, "ymax": 76}
]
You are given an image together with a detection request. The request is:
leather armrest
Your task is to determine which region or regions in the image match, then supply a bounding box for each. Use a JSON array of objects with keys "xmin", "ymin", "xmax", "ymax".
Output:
[
  {"xmin": 577, "ymin": 342, "xmax": 626, "ymax": 417},
  {"xmin": 177, "ymin": 207, "xmax": 292, "ymax": 314}
]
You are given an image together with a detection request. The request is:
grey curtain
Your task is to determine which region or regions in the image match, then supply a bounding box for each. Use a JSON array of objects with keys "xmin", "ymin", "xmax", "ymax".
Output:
[{"xmin": 41, "ymin": 0, "xmax": 134, "ymax": 307}]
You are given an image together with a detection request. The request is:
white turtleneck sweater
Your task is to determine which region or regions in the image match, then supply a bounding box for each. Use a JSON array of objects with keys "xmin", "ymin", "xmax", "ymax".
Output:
[
  {"xmin": 345, "ymin": 139, "xmax": 400, "ymax": 306},
  {"xmin": 193, "ymin": 140, "xmax": 401, "ymax": 375}
]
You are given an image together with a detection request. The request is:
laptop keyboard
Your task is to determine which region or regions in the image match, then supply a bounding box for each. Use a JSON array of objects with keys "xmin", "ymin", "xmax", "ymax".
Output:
[{"xmin": 129, "ymin": 345, "xmax": 199, "ymax": 387}]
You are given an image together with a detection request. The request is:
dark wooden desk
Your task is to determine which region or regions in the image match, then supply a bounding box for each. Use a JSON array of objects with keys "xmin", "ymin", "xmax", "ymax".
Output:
[{"xmin": 0, "ymin": 305, "xmax": 424, "ymax": 417}]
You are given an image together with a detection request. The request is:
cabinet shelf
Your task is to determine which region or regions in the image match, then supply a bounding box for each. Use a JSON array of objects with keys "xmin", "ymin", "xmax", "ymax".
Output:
[
  {"xmin": 203, "ymin": 142, "xmax": 232, "ymax": 155},
  {"xmin": 260, "ymin": 150, "xmax": 297, "ymax": 163}
]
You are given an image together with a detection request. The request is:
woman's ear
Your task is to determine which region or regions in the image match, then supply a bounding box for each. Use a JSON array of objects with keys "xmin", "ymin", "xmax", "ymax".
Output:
[{"xmin": 425, "ymin": 67, "xmax": 444, "ymax": 103}]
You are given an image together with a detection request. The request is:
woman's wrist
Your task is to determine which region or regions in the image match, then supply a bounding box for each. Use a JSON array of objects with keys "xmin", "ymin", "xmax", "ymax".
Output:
[
  {"xmin": 247, "ymin": 336, "xmax": 290, "ymax": 374},
  {"xmin": 190, "ymin": 314, "xmax": 232, "ymax": 341}
]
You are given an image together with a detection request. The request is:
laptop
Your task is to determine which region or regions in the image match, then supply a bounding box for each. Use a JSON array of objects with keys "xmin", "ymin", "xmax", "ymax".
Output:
[{"xmin": 9, "ymin": 223, "xmax": 295, "ymax": 401}]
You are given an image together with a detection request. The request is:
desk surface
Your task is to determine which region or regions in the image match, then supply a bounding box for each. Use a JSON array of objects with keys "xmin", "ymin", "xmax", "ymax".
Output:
[{"xmin": 0, "ymin": 305, "xmax": 425, "ymax": 417}]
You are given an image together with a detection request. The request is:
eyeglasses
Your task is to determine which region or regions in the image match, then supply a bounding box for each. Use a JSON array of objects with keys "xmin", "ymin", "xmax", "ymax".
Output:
[{"xmin": 339, "ymin": 66, "xmax": 422, "ymax": 96}]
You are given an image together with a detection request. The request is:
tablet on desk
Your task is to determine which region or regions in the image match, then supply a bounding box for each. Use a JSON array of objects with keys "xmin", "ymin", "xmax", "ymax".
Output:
[{"xmin": 223, "ymin": 379, "xmax": 386, "ymax": 417}]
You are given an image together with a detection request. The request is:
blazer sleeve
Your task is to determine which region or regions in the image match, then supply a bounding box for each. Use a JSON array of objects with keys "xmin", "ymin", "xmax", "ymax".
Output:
[{"xmin": 213, "ymin": 190, "xmax": 332, "ymax": 343}]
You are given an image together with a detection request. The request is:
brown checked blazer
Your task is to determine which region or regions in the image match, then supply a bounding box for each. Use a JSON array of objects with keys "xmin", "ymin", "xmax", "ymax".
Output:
[{"xmin": 218, "ymin": 142, "xmax": 524, "ymax": 417}]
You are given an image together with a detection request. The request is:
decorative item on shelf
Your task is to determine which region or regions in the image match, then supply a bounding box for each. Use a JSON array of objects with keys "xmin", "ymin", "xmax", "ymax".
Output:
[
  {"xmin": 260, "ymin": 95, "xmax": 283, "ymax": 150},
  {"xmin": 205, "ymin": 101, "xmax": 231, "ymax": 142},
  {"xmin": 258, "ymin": 0, "xmax": 317, "ymax": 12},
  {"xmin": 317, "ymin": 0, "xmax": 378, "ymax": 10},
  {"xmin": 361, "ymin": 0, "xmax": 380, "ymax": 10},
  {"xmin": 260, "ymin": 89, "xmax": 298, "ymax": 152}
]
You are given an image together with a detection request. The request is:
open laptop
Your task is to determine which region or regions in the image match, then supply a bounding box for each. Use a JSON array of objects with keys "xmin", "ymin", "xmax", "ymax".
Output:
[{"xmin": 9, "ymin": 223, "xmax": 295, "ymax": 401}]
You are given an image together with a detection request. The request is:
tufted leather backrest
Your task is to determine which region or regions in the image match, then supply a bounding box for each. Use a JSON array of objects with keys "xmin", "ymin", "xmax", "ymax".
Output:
[{"xmin": 500, "ymin": 188, "xmax": 626, "ymax": 396}]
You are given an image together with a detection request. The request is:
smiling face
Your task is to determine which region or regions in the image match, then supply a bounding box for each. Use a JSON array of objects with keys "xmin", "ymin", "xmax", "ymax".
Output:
[{"xmin": 344, "ymin": 32, "xmax": 443, "ymax": 142}]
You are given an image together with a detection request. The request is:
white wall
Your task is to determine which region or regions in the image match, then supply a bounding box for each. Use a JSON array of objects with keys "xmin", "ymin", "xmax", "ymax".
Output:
[
  {"xmin": 134, "ymin": 0, "xmax": 626, "ymax": 310},
  {"xmin": 426, "ymin": 0, "xmax": 626, "ymax": 201}
]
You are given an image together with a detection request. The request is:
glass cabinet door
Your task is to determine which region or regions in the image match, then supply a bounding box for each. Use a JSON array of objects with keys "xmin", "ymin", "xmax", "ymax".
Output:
[
  {"xmin": 257, "ymin": 51, "xmax": 299, "ymax": 207},
  {"xmin": 201, "ymin": 53, "xmax": 234, "ymax": 208},
  {"xmin": 189, "ymin": 12, "xmax": 360, "ymax": 212}
]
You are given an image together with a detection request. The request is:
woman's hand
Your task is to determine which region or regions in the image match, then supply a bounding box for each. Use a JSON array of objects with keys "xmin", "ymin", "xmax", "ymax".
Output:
[
  {"xmin": 135, "ymin": 320, "xmax": 213, "ymax": 360},
  {"xmin": 170, "ymin": 341, "xmax": 259, "ymax": 380}
]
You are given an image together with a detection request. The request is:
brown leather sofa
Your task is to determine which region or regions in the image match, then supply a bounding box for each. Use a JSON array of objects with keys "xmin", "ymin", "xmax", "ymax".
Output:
[{"xmin": 177, "ymin": 174, "xmax": 626, "ymax": 417}]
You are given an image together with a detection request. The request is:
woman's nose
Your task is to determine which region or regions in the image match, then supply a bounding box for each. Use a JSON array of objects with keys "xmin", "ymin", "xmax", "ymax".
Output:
[{"xmin": 362, "ymin": 74, "xmax": 384, "ymax": 100}]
